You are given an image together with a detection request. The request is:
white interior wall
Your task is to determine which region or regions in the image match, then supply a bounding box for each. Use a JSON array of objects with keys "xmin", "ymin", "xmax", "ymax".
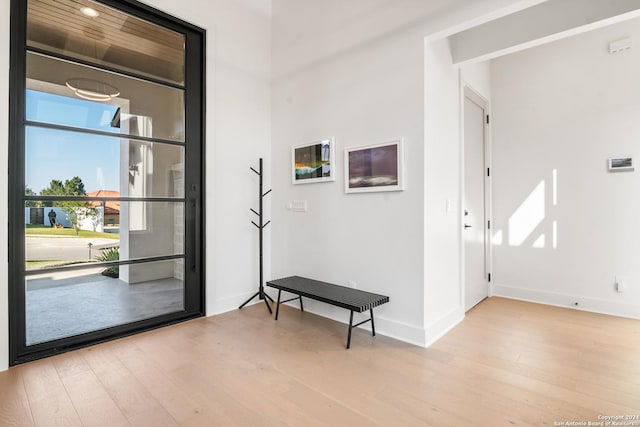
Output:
[
  {"xmin": 422, "ymin": 50, "xmax": 492, "ymax": 344},
  {"xmin": 491, "ymin": 17, "xmax": 640, "ymax": 317},
  {"xmin": 271, "ymin": 10, "xmax": 428, "ymax": 345},
  {"xmin": 423, "ymin": 39, "xmax": 466, "ymax": 343},
  {"xmin": 270, "ymin": 0, "xmax": 549, "ymax": 346},
  {"xmin": 461, "ymin": 61, "xmax": 491, "ymax": 99}
]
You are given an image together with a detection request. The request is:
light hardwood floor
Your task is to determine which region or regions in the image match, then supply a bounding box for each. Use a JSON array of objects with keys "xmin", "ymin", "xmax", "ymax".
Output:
[{"xmin": 2, "ymin": 297, "xmax": 640, "ymax": 426}]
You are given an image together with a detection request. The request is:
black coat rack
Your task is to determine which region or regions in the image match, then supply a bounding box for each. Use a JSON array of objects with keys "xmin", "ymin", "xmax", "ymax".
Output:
[{"xmin": 239, "ymin": 158, "xmax": 274, "ymax": 313}]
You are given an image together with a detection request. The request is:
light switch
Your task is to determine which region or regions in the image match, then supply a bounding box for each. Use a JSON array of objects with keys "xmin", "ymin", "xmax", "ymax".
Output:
[{"xmin": 292, "ymin": 200, "xmax": 307, "ymax": 212}]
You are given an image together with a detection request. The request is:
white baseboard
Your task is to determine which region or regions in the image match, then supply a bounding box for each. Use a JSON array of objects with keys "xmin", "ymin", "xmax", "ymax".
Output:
[
  {"xmin": 213, "ymin": 294, "xmax": 466, "ymax": 349},
  {"xmin": 424, "ymin": 306, "xmax": 465, "ymax": 347},
  {"xmin": 370, "ymin": 314, "xmax": 427, "ymax": 347},
  {"xmin": 281, "ymin": 301, "xmax": 427, "ymax": 347},
  {"xmin": 211, "ymin": 290, "xmax": 269, "ymax": 316},
  {"xmin": 492, "ymin": 283, "xmax": 640, "ymax": 320}
]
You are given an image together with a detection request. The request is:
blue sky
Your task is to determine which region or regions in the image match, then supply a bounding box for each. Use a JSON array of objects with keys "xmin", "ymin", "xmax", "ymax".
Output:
[{"xmin": 25, "ymin": 90, "xmax": 120, "ymax": 194}]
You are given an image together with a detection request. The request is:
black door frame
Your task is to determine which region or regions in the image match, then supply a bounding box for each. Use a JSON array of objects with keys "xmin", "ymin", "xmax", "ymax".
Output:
[{"xmin": 9, "ymin": 0, "xmax": 206, "ymax": 365}]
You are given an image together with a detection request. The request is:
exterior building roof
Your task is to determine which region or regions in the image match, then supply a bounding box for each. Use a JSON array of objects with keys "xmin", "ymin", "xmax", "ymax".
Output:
[{"xmin": 87, "ymin": 190, "xmax": 120, "ymax": 214}]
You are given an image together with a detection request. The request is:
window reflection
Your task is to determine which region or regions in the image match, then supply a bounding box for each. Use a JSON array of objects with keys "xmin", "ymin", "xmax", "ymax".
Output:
[{"xmin": 27, "ymin": 52, "xmax": 186, "ymax": 142}]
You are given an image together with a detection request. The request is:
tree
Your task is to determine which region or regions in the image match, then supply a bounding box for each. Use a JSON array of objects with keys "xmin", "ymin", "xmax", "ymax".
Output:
[
  {"xmin": 40, "ymin": 177, "xmax": 91, "ymax": 235},
  {"xmin": 25, "ymin": 186, "xmax": 40, "ymax": 207},
  {"xmin": 89, "ymin": 209, "xmax": 101, "ymax": 232},
  {"xmin": 65, "ymin": 206, "xmax": 99, "ymax": 236},
  {"xmin": 41, "ymin": 177, "xmax": 86, "ymax": 197}
]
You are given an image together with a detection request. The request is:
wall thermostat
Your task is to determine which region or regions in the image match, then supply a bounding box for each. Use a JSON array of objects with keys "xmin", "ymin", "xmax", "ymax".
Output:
[{"xmin": 608, "ymin": 157, "xmax": 634, "ymax": 172}]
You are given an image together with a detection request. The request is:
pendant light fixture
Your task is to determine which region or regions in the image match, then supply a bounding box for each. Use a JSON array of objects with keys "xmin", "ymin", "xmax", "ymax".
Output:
[
  {"xmin": 65, "ymin": 78, "xmax": 120, "ymax": 102},
  {"xmin": 65, "ymin": 4, "xmax": 119, "ymax": 102}
]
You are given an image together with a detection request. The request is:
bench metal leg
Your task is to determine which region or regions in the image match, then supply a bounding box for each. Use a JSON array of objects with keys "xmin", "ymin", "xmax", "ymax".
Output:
[
  {"xmin": 278, "ymin": 293, "xmax": 305, "ymax": 317},
  {"xmin": 275, "ymin": 289, "xmax": 282, "ymax": 320},
  {"xmin": 347, "ymin": 310, "xmax": 354, "ymax": 349},
  {"xmin": 347, "ymin": 309, "xmax": 377, "ymax": 349},
  {"xmin": 370, "ymin": 308, "xmax": 375, "ymax": 336}
]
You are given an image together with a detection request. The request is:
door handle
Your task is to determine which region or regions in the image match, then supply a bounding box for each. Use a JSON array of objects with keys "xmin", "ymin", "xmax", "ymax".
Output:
[
  {"xmin": 464, "ymin": 224, "xmax": 472, "ymax": 229},
  {"xmin": 191, "ymin": 197, "xmax": 197, "ymax": 272}
]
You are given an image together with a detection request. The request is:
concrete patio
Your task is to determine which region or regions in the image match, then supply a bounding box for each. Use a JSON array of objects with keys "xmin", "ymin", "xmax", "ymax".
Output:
[{"xmin": 26, "ymin": 268, "xmax": 183, "ymax": 345}]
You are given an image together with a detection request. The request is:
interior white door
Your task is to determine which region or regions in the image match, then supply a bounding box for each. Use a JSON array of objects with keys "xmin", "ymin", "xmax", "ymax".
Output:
[{"xmin": 464, "ymin": 88, "xmax": 488, "ymax": 311}]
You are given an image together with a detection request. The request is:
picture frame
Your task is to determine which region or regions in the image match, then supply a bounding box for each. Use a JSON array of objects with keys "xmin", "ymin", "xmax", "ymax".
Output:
[
  {"xmin": 344, "ymin": 139, "xmax": 404, "ymax": 193},
  {"xmin": 292, "ymin": 138, "xmax": 336, "ymax": 184}
]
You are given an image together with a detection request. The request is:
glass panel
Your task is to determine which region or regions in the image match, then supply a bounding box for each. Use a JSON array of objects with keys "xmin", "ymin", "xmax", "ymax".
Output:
[
  {"xmin": 27, "ymin": 0, "xmax": 185, "ymax": 86},
  {"xmin": 25, "ymin": 201, "xmax": 185, "ymax": 271},
  {"xmin": 27, "ymin": 52, "xmax": 185, "ymax": 142},
  {"xmin": 25, "ymin": 126, "xmax": 184, "ymax": 199},
  {"xmin": 18, "ymin": 0, "xmax": 199, "ymax": 358},
  {"xmin": 26, "ymin": 259, "xmax": 185, "ymax": 345}
]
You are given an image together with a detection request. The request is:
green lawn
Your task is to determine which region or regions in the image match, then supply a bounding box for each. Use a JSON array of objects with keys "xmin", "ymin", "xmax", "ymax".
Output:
[
  {"xmin": 26, "ymin": 225, "xmax": 119, "ymax": 239},
  {"xmin": 26, "ymin": 260, "xmax": 56, "ymax": 268}
]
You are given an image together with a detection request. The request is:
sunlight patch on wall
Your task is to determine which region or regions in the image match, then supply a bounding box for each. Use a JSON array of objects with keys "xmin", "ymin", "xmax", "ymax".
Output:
[
  {"xmin": 508, "ymin": 180, "xmax": 545, "ymax": 246},
  {"xmin": 552, "ymin": 169, "xmax": 557, "ymax": 207},
  {"xmin": 532, "ymin": 234, "xmax": 545, "ymax": 248},
  {"xmin": 492, "ymin": 230, "xmax": 503, "ymax": 246}
]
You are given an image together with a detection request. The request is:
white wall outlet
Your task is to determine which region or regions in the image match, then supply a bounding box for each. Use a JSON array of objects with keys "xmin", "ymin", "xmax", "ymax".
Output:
[
  {"xmin": 347, "ymin": 281, "xmax": 357, "ymax": 289},
  {"xmin": 615, "ymin": 276, "xmax": 626, "ymax": 293}
]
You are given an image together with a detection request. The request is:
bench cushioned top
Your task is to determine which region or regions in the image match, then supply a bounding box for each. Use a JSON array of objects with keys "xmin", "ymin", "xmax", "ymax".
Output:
[{"xmin": 267, "ymin": 276, "xmax": 389, "ymax": 313}]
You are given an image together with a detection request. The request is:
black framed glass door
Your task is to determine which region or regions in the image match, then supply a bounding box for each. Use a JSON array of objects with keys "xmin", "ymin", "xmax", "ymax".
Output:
[{"xmin": 9, "ymin": 0, "xmax": 205, "ymax": 364}]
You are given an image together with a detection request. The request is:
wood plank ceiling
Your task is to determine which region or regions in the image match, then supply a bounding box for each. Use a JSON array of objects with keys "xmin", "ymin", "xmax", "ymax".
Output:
[{"xmin": 27, "ymin": 0, "xmax": 185, "ymax": 86}]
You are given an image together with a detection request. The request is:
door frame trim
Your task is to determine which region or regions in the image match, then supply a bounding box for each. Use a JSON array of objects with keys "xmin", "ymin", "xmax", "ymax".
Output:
[{"xmin": 460, "ymin": 83, "xmax": 492, "ymax": 312}]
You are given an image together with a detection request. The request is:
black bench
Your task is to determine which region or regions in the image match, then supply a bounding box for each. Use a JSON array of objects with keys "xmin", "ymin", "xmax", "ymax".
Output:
[{"xmin": 266, "ymin": 276, "xmax": 389, "ymax": 349}]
